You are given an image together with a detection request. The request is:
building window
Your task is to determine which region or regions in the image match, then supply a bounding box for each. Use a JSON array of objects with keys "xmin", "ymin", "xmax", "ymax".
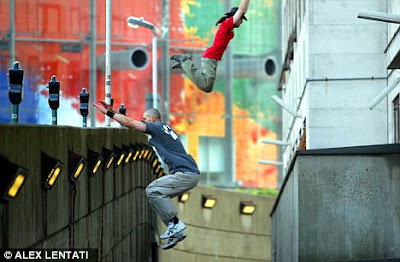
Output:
[
  {"xmin": 198, "ymin": 136, "xmax": 225, "ymax": 186},
  {"xmin": 394, "ymin": 95, "xmax": 400, "ymax": 143}
]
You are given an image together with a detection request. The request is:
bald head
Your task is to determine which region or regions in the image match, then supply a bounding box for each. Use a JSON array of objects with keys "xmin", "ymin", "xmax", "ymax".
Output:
[{"xmin": 143, "ymin": 108, "xmax": 161, "ymax": 122}]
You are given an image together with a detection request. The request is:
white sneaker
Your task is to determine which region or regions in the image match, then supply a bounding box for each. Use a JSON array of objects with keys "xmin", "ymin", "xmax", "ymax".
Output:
[
  {"xmin": 161, "ymin": 231, "xmax": 187, "ymax": 250},
  {"xmin": 160, "ymin": 220, "xmax": 186, "ymax": 239}
]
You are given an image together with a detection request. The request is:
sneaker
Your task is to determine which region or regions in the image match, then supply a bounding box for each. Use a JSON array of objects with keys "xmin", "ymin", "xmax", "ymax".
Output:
[
  {"xmin": 161, "ymin": 231, "xmax": 187, "ymax": 250},
  {"xmin": 170, "ymin": 54, "xmax": 192, "ymax": 63},
  {"xmin": 160, "ymin": 220, "xmax": 186, "ymax": 239},
  {"xmin": 171, "ymin": 62, "xmax": 182, "ymax": 69}
]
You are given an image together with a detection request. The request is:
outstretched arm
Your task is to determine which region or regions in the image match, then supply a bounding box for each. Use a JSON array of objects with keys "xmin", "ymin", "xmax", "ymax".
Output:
[
  {"xmin": 93, "ymin": 101, "xmax": 146, "ymax": 132},
  {"xmin": 233, "ymin": 0, "xmax": 250, "ymax": 25}
]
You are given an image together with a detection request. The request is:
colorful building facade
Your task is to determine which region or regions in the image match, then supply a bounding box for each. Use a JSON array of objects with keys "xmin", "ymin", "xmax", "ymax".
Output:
[{"xmin": 0, "ymin": 0, "xmax": 280, "ymax": 188}]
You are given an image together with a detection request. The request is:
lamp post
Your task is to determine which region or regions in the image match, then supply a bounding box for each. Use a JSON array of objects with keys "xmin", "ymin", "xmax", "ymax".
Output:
[{"xmin": 127, "ymin": 16, "xmax": 158, "ymax": 110}]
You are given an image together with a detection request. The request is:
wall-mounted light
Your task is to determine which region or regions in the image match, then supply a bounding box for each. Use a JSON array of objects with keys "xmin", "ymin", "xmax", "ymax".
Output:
[
  {"xmin": 157, "ymin": 168, "xmax": 164, "ymax": 178},
  {"xmin": 113, "ymin": 145, "xmax": 126, "ymax": 168},
  {"xmin": 42, "ymin": 152, "xmax": 64, "ymax": 190},
  {"xmin": 258, "ymin": 160, "xmax": 283, "ymax": 166},
  {"xmin": 152, "ymin": 157, "xmax": 159, "ymax": 169},
  {"xmin": 143, "ymin": 146, "xmax": 150, "ymax": 161},
  {"xmin": 139, "ymin": 144, "xmax": 146, "ymax": 160},
  {"xmin": 0, "ymin": 155, "xmax": 28, "ymax": 201},
  {"xmin": 240, "ymin": 201, "xmax": 256, "ymax": 215},
  {"xmin": 114, "ymin": 147, "xmax": 124, "ymax": 167},
  {"xmin": 358, "ymin": 10, "xmax": 400, "ymax": 24},
  {"xmin": 122, "ymin": 144, "xmax": 133, "ymax": 164},
  {"xmin": 131, "ymin": 143, "xmax": 141, "ymax": 162},
  {"xmin": 88, "ymin": 149, "xmax": 103, "ymax": 176},
  {"xmin": 178, "ymin": 193, "xmax": 190, "ymax": 203},
  {"xmin": 202, "ymin": 195, "xmax": 216, "ymax": 209},
  {"xmin": 146, "ymin": 147, "xmax": 154, "ymax": 162},
  {"xmin": 271, "ymin": 95, "xmax": 301, "ymax": 118},
  {"xmin": 102, "ymin": 147, "xmax": 115, "ymax": 171},
  {"xmin": 369, "ymin": 77, "xmax": 400, "ymax": 110},
  {"xmin": 68, "ymin": 151, "xmax": 86, "ymax": 183}
]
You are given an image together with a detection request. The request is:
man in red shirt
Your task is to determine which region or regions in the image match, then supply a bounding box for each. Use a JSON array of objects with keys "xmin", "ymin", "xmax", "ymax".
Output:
[{"xmin": 171, "ymin": 0, "xmax": 251, "ymax": 93}]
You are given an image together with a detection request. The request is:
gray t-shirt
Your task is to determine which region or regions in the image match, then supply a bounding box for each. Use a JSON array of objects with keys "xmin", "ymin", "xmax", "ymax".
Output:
[{"xmin": 145, "ymin": 121, "xmax": 200, "ymax": 175}]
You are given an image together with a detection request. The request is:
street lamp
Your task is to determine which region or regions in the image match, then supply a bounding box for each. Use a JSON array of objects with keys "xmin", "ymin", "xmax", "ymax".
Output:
[{"xmin": 127, "ymin": 16, "xmax": 158, "ymax": 110}]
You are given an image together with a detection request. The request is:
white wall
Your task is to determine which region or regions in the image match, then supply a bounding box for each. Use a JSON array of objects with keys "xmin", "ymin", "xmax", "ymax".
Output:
[
  {"xmin": 280, "ymin": 0, "xmax": 389, "ymax": 172},
  {"xmin": 386, "ymin": 1, "xmax": 400, "ymax": 143}
]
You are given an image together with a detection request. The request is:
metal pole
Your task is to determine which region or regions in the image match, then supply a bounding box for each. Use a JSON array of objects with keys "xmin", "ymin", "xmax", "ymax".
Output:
[
  {"xmin": 9, "ymin": 0, "xmax": 15, "ymax": 68},
  {"xmin": 105, "ymin": 0, "xmax": 112, "ymax": 126},
  {"xmin": 83, "ymin": 116, "xmax": 87, "ymax": 127},
  {"xmin": 162, "ymin": 0, "xmax": 170, "ymax": 123},
  {"xmin": 224, "ymin": 0, "xmax": 234, "ymax": 186},
  {"xmin": 152, "ymin": 29, "xmax": 158, "ymax": 109},
  {"xmin": 89, "ymin": 0, "xmax": 97, "ymax": 127},
  {"xmin": 52, "ymin": 110, "xmax": 57, "ymax": 125},
  {"xmin": 11, "ymin": 105, "xmax": 18, "ymax": 123}
]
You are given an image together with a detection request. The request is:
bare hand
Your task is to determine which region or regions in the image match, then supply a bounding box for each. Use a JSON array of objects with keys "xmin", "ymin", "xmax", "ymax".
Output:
[
  {"xmin": 99, "ymin": 100, "xmax": 113, "ymax": 111},
  {"xmin": 93, "ymin": 103, "xmax": 107, "ymax": 114}
]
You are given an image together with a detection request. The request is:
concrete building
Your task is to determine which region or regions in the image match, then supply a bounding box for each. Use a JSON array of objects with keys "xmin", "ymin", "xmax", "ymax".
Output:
[
  {"xmin": 270, "ymin": 1, "xmax": 400, "ymax": 261},
  {"xmin": 278, "ymin": 0, "xmax": 400, "ymax": 178}
]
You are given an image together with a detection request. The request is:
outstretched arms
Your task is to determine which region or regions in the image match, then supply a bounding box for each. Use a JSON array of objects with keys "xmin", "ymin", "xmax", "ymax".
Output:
[
  {"xmin": 93, "ymin": 101, "xmax": 146, "ymax": 132},
  {"xmin": 233, "ymin": 0, "xmax": 250, "ymax": 25}
]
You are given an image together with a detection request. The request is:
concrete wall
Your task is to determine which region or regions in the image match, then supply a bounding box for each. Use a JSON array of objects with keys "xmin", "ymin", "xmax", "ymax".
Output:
[
  {"xmin": 0, "ymin": 124, "xmax": 157, "ymax": 261},
  {"xmin": 271, "ymin": 145, "xmax": 400, "ymax": 262},
  {"xmin": 159, "ymin": 185, "xmax": 276, "ymax": 262},
  {"xmin": 280, "ymin": 0, "xmax": 390, "ymax": 170},
  {"xmin": 387, "ymin": 1, "xmax": 400, "ymax": 144},
  {"xmin": 307, "ymin": 0, "xmax": 388, "ymax": 149}
]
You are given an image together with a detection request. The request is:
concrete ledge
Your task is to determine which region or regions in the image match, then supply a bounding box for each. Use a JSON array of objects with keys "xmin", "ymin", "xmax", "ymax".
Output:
[{"xmin": 271, "ymin": 143, "xmax": 400, "ymax": 216}]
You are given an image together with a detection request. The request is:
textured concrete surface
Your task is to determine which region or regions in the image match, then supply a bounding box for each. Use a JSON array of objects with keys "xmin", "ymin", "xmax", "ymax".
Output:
[
  {"xmin": 271, "ymin": 146, "xmax": 400, "ymax": 262},
  {"xmin": 159, "ymin": 185, "xmax": 276, "ymax": 262},
  {"xmin": 0, "ymin": 124, "xmax": 156, "ymax": 261}
]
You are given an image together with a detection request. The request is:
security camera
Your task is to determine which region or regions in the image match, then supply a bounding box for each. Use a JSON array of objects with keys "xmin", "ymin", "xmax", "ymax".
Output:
[{"xmin": 358, "ymin": 10, "xmax": 400, "ymax": 24}]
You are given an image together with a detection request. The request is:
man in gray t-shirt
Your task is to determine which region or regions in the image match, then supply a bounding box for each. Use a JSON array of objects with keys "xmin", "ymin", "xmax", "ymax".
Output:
[{"xmin": 93, "ymin": 102, "xmax": 200, "ymax": 250}]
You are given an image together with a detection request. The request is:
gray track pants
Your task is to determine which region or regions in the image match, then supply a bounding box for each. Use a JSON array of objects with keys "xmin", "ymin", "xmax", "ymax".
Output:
[
  {"xmin": 181, "ymin": 58, "xmax": 219, "ymax": 93},
  {"xmin": 145, "ymin": 172, "xmax": 200, "ymax": 226}
]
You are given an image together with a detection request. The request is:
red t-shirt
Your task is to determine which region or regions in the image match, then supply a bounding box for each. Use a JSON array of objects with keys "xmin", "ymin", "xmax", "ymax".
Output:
[{"xmin": 202, "ymin": 16, "xmax": 235, "ymax": 60}]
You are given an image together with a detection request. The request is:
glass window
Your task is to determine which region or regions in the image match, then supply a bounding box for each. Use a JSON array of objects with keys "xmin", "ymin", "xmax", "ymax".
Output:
[{"xmin": 198, "ymin": 136, "xmax": 225, "ymax": 186}]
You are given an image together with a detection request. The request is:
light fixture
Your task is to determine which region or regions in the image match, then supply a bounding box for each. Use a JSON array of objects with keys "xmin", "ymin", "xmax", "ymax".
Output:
[
  {"xmin": 87, "ymin": 149, "xmax": 103, "ymax": 176},
  {"xmin": 122, "ymin": 144, "xmax": 133, "ymax": 165},
  {"xmin": 142, "ymin": 146, "xmax": 150, "ymax": 161},
  {"xmin": 369, "ymin": 77, "xmax": 400, "ymax": 110},
  {"xmin": 178, "ymin": 193, "xmax": 190, "ymax": 203},
  {"xmin": 42, "ymin": 152, "xmax": 64, "ymax": 190},
  {"xmin": 139, "ymin": 144, "xmax": 147, "ymax": 160},
  {"xmin": 271, "ymin": 95, "xmax": 301, "ymax": 118},
  {"xmin": 0, "ymin": 154, "xmax": 28, "ymax": 201},
  {"xmin": 154, "ymin": 162, "xmax": 162, "ymax": 175},
  {"xmin": 240, "ymin": 201, "xmax": 256, "ymax": 215},
  {"xmin": 145, "ymin": 147, "xmax": 154, "ymax": 162},
  {"xmin": 157, "ymin": 167, "xmax": 164, "ymax": 178},
  {"xmin": 261, "ymin": 139, "xmax": 290, "ymax": 147},
  {"xmin": 127, "ymin": 16, "xmax": 158, "ymax": 109},
  {"xmin": 258, "ymin": 160, "xmax": 283, "ymax": 166},
  {"xmin": 68, "ymin": 152, "xmax": 86, "ymax": 183},
  {"xmin": 131, "ymin": 143, "xmax": 141, "ymax": 162},
  {"xmin": 202, "ymin": 195, "xmax": 216, "ymax": 209},
  {"xmin": 102, "ymin": 147, "xmax": 116, "ymax": 171},
  {"xmin": 113, "ymin": 145, "xmax": 126, "ymax": 168},
  {"xmin": 358, "ymin": 10, "xmax": 400, "ymax": 24},
  {"xmin": 152, "ymin": 157, "xmax": 159, "ymax": 169}
]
